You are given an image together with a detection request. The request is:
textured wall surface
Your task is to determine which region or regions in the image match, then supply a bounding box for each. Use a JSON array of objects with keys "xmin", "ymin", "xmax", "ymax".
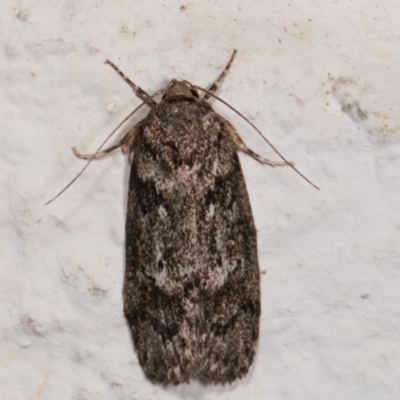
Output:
[{"xmin": 1, "ymin": 1, "xmax": 400, "ymax": 399}]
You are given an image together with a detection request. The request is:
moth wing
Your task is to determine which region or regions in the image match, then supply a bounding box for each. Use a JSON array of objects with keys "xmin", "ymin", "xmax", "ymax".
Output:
[
  {"xmin": 123, "ymin": 133, "xmax": 201, "ymax": 384},
  {"xmin": 199, "ymin": 150, "xmax": 261, "ymax": 383},
  {"xmin": 123, "ymin": 113, "xmax": 260, "ymax": 385}
]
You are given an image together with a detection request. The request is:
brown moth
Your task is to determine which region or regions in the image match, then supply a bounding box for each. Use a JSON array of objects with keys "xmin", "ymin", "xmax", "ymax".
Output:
[{"xmin": 50, "ymin": 51, "xmax": 315, "ymax": 384}]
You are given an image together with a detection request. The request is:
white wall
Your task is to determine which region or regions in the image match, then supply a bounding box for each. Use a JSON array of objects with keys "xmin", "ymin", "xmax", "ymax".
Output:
[{"xmin": 1, "ymin": 1, "xmax": 399, "ymax": 399}]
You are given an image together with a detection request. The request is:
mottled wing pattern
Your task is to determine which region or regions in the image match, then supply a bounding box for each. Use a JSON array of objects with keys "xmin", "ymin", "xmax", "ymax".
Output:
[
  {"xmin": 199, "ymin": 149, "xmax": 260, "ymax": 383},
  {"xmin": 123, "ymin": 98, "xmax": 260, "ymax": 384}
]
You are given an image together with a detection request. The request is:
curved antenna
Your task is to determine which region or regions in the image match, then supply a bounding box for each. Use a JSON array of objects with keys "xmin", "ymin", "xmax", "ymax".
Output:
[
  {"xmin": 194, "ymin": 85, "xmax": 319, "ymax": 190},
  {"xmin": 45, "ymin": 89, "xmax": 165, "ymax": 205}
]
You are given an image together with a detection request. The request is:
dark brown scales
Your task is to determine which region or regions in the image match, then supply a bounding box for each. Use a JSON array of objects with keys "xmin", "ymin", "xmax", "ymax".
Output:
[
  {"xmin": 73, "ymin": 51, "xmax": 292, "ymax": 384},
  {"xmin": 124, "ymin": 95, "xmax": 260, "ymax": 384}
]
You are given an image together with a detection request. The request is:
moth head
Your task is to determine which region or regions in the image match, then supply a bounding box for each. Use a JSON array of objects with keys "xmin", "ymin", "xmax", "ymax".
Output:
[{"xmin": 162, "ymin": 79, "xmax": 200, "ymax": 100}]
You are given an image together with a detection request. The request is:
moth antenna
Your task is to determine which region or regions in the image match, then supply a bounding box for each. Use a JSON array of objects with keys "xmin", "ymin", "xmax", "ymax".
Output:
[
  {"xmin": 194, "ymin": 86, "xmax": 319, "ymax": 190},
  {"xmin": 45, "ymin": 89, "xmax": 165, "ymax": 206},
  {"xmin": 105, "ymin": 60, "xmax": 157, "ymax": 108},
  {"xmin": 45, "ymin": 105, "xmax": 142, "ymax": 205}
]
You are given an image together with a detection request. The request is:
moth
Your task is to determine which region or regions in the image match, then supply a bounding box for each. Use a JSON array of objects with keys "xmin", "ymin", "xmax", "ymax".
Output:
[{"xmin": 64, "ymin": 51, "xmax": 300, "ymax": 384}]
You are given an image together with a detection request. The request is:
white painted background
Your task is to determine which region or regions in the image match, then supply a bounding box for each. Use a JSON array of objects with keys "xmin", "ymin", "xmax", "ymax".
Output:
[{"xmin": 1, "ymin": 1, "xmax": 400, "ymax": 399}]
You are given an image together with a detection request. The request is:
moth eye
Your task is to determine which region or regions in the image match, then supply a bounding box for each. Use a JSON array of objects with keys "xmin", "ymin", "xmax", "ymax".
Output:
[
  {"xmin": 162, "ymin": 94, "xmax": 166, "ymax": 100},
  {"xmin": 190, "ymin": 89, "xmax": 199, "ymax": 98}
]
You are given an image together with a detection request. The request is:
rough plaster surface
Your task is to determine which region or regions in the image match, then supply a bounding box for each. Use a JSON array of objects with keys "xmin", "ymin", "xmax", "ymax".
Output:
[{"xmin": 1, "ymin": 1, "xmax": 400, "ymax": 399}]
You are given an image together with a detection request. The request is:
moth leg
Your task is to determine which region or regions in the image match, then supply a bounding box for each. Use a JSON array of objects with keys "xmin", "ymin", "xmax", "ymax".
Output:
[
  {"xmin": 221, "ymin": 118, "xmax": 294, "ymax": 167},
  {"xmin": 121, "ymin": 144, "xmax": 134, "ymax": 165},
  {"xmin": 72, "ymin": 123, "xmax": 140, "ymax": 161},
  {"xmin": 203, "ymin": 50, "xmax": 238, "ymax": 101},
  {"xmin": 105, "ymin": 60, "xmax": 157, "ymax": 108}
]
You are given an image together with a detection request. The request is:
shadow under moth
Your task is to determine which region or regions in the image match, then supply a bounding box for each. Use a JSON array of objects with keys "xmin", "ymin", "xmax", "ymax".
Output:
[{"xmin": 50, "ymin": 50, "xmax": 316, "ymax": 384}]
